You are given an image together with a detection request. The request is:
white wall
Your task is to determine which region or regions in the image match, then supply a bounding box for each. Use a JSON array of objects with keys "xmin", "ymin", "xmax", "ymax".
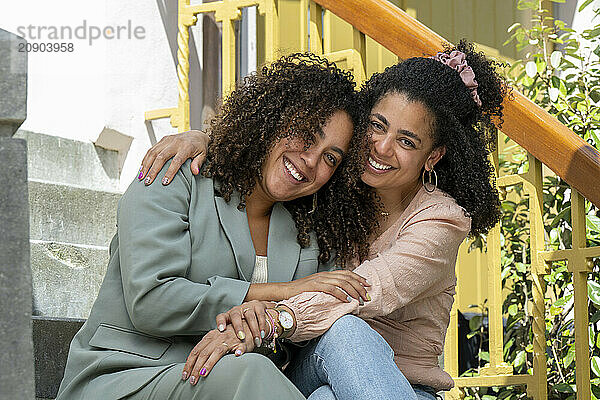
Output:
[{"xmin": 0, "ymin": 1, "xmax": 187, "ymax": 191}]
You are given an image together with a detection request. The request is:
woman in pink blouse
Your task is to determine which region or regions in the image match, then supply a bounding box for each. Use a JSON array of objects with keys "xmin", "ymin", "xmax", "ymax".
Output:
[{"xmin": 139, "ymin": 40, "xmax": 505, "ymax": 399}]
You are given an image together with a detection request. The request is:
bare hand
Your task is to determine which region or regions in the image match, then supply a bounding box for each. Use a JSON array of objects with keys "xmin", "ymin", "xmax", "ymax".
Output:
[
  {"xmin": 138, "ymin": 130, "xmax": 210, "ymax": 186},
  {"xmin": 284, "ymin": 270, "xmax": 371, "ymax": 303},
  {"xmin": 182, "ymin": 322, "xmax": 254, "ymax": 384},
  {"xmin": 216, "ymin": 300, "xmax": 275, "ymax": 348}
]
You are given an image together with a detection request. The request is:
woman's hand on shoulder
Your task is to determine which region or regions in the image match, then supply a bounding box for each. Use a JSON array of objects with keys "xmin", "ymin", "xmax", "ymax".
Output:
[
  {"xmin": 182, "ymin": 320, "xmax": 255, "ymax": 384},
  {"xmin": 138, "ymin": 130, "xmax": 210, "ymax": 186},
  {"xmin": 283, "ymin": 270, "xmax": 371, "ymax": 303}
]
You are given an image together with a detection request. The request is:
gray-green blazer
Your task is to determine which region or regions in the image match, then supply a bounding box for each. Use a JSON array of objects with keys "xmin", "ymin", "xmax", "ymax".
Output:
[{"xmin": 56, "ymin": 161, "xmax": 328, "ymax": 400}]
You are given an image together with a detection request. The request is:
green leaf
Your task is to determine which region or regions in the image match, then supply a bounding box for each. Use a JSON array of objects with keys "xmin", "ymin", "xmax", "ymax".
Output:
[
  {"xmin": 553, "ymin": 383, "xmax": 575, "ymax": 393},
  {"xmin": 469, "ymin": 315, "xmax": 483, "ymax": 331},
  {"xmin": 504, "ymin": 338, "xmax": 515, "ymax": 358},
  {"xmin": 536, "ymin": 59, "xmax": 547, "ymax": 73},
  {"xmin": 593, "ymin": 384, "xmax": 600, "ymax": 400},
  {"xmin": 554, "ymin": 293, "xmax": 573, "ymax": 307},
  {"xmin": 550, "ymin": 206, "xmax": 570, "ymax": 227},
  {"xmin": 515, "ymin": 262, "xmax": 527, "ymax": 273},
  {"xmin": 479, "ymin": 351, "xmax": 490, "ymax": 362},
  {"xmin": 589, "ymin": 280, "xmax": 600, "ymax": 306},
  {"xmin": 498, "ymin": 391, "xmax": 515, "ymax": 400},
  {"xmin": 560, "ymin": 80, "xmax": 567, "ymax": 96},
  {"xmin": 564, "ymin": 345, "xmax": 576, "ymax": 368},
  {"xmin": 550, "ymin": 304, "xmax": 563, "ymax": 316},
  {"xmin": 507, "ymin": 22, "xmax": 522, "ymax": 33},
  {"xmin": 467, "ymin": 331, "xmax": 479, "ymax": 339},
  {"xmin": 580, "ymin": 0, "xmax": 595, "ymax": 12},
  {"xmin": 517, "ymin": 0, "xmax": 539, "ymax": 11},
  {"xmin": 526, "ymin": 61, "xmax": 537, "ymax": 78},
  {"xmin": 588, "ymin": 214, "xmax": 600, "ymax": 233},
  {"xmin": 550, "ymin": 50, "xmax": 562, "ymax": 69},
  {"xmin": 594, "ymin": 357, "xmax": 600, "ymax": 378},
  {"xmin": 514, "ymin": 350, "xmax": 526, "ymax": 368},
  {"xmin": 508, "ymin": 304, "xmax": 518, "ymax": 316}
]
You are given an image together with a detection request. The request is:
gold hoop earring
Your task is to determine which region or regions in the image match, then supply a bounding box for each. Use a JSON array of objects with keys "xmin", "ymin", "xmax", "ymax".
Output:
[
  {"xmin": 422, "ymin": 168, "xmax": 438, "ymax": 193},
  {"xmin": 308, "ymin": 193, "xmax": 317, "ymax": 214}
]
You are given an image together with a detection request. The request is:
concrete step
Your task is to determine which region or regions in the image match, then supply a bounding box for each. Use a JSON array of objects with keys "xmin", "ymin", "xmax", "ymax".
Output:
[
  {"xmin": 15, "ymin": 130, "xmax": 120, "ymax": 192},
  {"xmin": 33, "ymin": 316, "xmax": 85, "ymax": 400},
  {"xmin": 31, "ymin": 240, "xmax": 109, "ymax": 319},
  {"xmin": 28, "ymin": 180, "xmax": 120, "ymax": 247}
]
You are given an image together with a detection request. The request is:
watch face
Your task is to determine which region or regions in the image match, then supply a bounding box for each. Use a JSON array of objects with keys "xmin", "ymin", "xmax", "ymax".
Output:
[{"xmin": 278, "ymin": 310, "xmax": 294, "ymax": 330}]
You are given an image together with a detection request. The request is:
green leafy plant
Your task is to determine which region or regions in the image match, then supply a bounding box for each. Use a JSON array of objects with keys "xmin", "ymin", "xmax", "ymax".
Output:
[{"xmin": 461, "ymin": 0, "xmax": 600, "ymax": 399}]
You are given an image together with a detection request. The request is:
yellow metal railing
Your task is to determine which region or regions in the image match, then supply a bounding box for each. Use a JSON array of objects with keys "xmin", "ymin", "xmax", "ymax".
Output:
[
  {"xmin": 145, "ymin": 0, "xmax": 280, "ymax": 132},
  {"xmin": 146, "ymin": 1, "xmax": 600, "ymax": 398},
  {"xmin": 447, "ymin": 154, "xmax": 550, "ymax": 399}
]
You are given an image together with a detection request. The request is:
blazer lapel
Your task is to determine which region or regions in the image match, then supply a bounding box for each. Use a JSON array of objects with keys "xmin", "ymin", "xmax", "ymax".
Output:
[
  {"xmin": 267, "ymin": 202, "xmax": 301, "ymax": 283},
  {"xmin": 213, "ymin": 192, "xmax": 255, "ymax": 282}
]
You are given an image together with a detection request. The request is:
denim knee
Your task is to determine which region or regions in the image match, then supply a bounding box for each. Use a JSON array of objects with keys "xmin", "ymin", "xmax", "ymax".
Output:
[{"xmin": 318, "ymin": 315, "xmax": 394, "ymax": 358}]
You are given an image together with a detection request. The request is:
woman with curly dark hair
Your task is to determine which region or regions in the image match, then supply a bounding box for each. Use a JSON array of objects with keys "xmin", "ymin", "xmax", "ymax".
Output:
[
  {"xmin": 56, "ymin": 53, "xmax": 380, "ymax": 400},
  {"xmin": 142, "ymin": 40, "xmax": 506, "ymax": 400},
  {"xmin": 277, "ymin": 40, "xmax": 505, "ymax": 400}
]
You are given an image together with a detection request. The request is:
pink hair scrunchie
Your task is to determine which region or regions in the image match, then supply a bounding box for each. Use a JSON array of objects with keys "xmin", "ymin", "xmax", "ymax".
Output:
[{"xmin": 431, "ymin": 50, "xmax": 482, "ymax": 107}]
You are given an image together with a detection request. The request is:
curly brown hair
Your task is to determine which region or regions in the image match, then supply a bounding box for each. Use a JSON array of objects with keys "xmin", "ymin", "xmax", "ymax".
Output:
[
  {"xmin": 359, "ymin": 40, "xmax": 506, "ymax": 235},
  {"xmin": 202, "ymin": 53, "xmax": 380, "ymax": 267}
]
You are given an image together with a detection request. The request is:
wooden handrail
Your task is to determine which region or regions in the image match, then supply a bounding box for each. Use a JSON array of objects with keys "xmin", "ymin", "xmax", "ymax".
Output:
[{"xmin": 314, "ymin": 0, "xmax": 600, "ymax": 208}]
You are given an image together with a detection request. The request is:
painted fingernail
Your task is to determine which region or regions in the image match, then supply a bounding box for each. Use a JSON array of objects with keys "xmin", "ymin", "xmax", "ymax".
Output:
[
  {"xmin": 254, "ymin": 337, "xmax": 261, "ymax": 347},
  {"xmin": 366, "ymin": 293, "xmax": 371, "ymax": 301},
  {"xmin": 182, "ymin": 371, "xmax": 188, "ymax": 380},
  {"xmin": 346, "ymin": 295, "xmax": 352, "ymax": 303},
  {"xmin": 162, "ymin": 177, "xmax": 169, "ymax": 185},
  {"xmin": 365, "ymin": 279, "xmax": 371, "ymax": 285},
  {"xmin": 189, "ymin": 376, "xmax": 196, "ymax": 385},
  {"xmin": 237, "ymin": 331, "xmax": 245, "ymax": 340},
  {"xmin": 235, "ymin": 349, "xmax": 243, "ymax": 356},
  {"xmin": 137, "ymin": 167, "xmax": 143, "ymax": 180},
  {"xmin": 260, "ymin": 330, "xmax": 265, "ymax": 339},
  {"xmin": 218, "ymin": 324, "xmax": 225, "ymax": 332},
  {"xmin": 359, "ymin": 298, "xmax": 364, "ymax": 306},
  {"xmin": 144, "ymin": 176, "xmax": 151, "ymax": 185},
  {"xmin": 199, "ymin": 368, "xmax": 207, "ymax": 376}
]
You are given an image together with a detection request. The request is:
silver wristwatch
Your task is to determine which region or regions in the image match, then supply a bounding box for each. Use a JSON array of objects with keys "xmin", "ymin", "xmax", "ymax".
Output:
[{"xmin": 275, "ymin": 307, "xmax": 294, "ymax": 336}]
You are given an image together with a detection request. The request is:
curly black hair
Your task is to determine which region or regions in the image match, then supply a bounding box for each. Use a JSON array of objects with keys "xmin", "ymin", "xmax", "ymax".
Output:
[
  {"xmin": 359, "ymin": 40, "xmax": 506, "ymax": 235},
  {"xmin": 202, "ymin": 53, "xmax": 380, "ymax": 267}
]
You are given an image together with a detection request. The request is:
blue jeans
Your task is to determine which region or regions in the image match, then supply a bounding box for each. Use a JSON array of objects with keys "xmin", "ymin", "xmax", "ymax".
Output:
[{"xmin": 285, "ymin": 315, "xmax": 430, "ymax": 400}]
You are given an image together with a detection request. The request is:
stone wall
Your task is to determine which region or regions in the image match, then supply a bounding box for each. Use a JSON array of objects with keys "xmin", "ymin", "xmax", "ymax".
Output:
[{"xmin": 0, "ymin": 28, "xmax": 34, "ymax": 399}]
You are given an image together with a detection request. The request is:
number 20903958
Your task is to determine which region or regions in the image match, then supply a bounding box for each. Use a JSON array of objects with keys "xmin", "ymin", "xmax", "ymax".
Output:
[{"xmin": 18, "ymin": 42, "xmax": 74, "ymax": 52}]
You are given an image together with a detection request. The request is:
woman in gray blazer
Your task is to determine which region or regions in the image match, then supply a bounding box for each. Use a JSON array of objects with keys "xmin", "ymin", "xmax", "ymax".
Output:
[{"xmin": 56, "ymin": 53, "xmax": 379, "ymax": 400}]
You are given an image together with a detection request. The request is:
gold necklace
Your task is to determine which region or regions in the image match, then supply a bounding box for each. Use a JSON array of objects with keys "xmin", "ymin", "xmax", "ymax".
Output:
[{"xmin": 380, "ymin": 184, "xmax": 421, "ymax": 218}]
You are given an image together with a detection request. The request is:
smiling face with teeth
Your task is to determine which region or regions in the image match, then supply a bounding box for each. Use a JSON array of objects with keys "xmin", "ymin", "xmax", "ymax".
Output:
[
  {"xmin": 361, "ymin": 92, "xmax": 446, "ymax": 205},
  {"xmin": 251, "ymin": 110, "xmax": 353, "ymax": 205}
]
